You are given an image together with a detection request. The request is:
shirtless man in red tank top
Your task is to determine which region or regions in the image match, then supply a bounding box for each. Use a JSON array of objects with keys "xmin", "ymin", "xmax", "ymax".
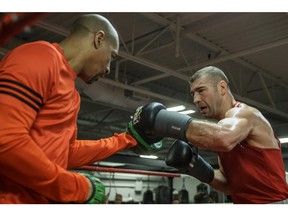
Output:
[
  {"xmin": 187, "ymin": 66, "xmax": 288, "ymax": 203},
  {"xmin": 131, "ymin": 66, "xmax": 288, "ymax": 203}
]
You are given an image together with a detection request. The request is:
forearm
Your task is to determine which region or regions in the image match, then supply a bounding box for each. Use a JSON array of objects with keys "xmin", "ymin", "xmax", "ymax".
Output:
[
  {"xmin": 68, "ymin": 132, "xmax": 137, "ymax": 168},
  {"xmin": 186, "ymin": 116, "xmax": 252, "ymax": 152},
  {"xmin": 153, "ymin": 110, "xmax": 227, "ymax": 151},
  {"xmin": 185, "ymin": 120, "xmax": 226, "ymax": 151},
  {"xmin": 209, "ymin": 169, "xmax": 231, "ymax": 195}
]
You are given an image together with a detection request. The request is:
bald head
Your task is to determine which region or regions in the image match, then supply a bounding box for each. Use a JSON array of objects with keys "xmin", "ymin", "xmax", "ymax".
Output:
[
  {"xmin": 60, "ymin": 14, "xmax": 120, "ymax": 83},
  {"xmin": 71, "ymin": 14, "xmax": 119, "ymax": 47}
]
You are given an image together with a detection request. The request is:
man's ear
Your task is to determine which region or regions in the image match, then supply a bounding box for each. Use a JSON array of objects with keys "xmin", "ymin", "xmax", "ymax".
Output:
[
  {"xmin": 94, "ymin": 30, "xmax": 105, "ymax": 49},
  {"xmin": 218, "ymin": 80, "xmax": 228, "ymax": 96}
]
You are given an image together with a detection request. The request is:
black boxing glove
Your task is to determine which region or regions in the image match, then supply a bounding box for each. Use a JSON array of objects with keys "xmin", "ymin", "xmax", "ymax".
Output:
[
  {"xmin": 127, "ymin": 102, "xmax": 166, "ymax": 154},
  {"xmin": 165, "ymin": 140, "xmax": 214, "ymax": 184}
]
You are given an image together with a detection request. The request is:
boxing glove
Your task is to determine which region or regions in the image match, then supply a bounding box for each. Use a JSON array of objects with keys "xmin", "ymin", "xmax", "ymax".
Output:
[
  {"xmin": 129, "ymin": 102, "xmax": 192, "ymax": 142},
  {"xmin": 79, "ymin": 172, "xmax": 106, "ymax": 204},
  {"xmin": 127, "ymin": 102, "xmax": 165, "ymax": 154},
  {"xmin": 165, "ymin": 140, "xmax": 214, "ymax": 184}
]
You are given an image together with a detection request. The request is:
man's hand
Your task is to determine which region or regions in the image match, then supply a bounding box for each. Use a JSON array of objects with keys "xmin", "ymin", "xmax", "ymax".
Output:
[{"xmin": 80, "ymin": 172, "xmax": 106, "ymax": 204}]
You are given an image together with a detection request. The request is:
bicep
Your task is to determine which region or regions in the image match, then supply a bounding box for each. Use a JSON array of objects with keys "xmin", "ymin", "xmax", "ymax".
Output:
[
  {"xmin": 217, "ymin": 116, "xmax": 251, "ymax": 149},
  {"xmin": 186, "ymin": 106, "xmax": 254, "ymax": 151}
]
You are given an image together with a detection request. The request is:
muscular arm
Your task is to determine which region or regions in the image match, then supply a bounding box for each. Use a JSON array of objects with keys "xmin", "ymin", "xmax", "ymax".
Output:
[{"xmin": 185, "ymin": 107, "xmax": 253, "ymax": 152}]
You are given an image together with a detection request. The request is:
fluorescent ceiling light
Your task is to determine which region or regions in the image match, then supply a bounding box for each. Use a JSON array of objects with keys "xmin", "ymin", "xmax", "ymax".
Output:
[
  {"xmin": 179, "ymin": 110, "xmax": 195, "ymax": 115},
  {"xmin": 167, "ymin": 105, "xmax": 185, "ymax": 112},
  {"xmin": 140, "ymin": 155, "xmax": 158, "ymax": 159},
  {"xmin": 96, "ymin": 162, "xmax": 125, "ymax": 167},
  {"xmin": 279, "ymin": 138, "xmax": 288, "ymax": 144}
]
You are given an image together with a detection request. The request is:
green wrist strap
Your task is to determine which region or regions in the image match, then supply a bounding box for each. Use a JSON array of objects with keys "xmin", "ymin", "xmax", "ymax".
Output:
[{"xmin": 127, "ymin": 121, "xmax": 163, "ymax": 154}]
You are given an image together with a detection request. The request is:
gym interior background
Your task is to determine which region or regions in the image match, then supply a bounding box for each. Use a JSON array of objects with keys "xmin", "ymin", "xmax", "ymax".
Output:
[{"xmin": 1, "ymin": 12, "xmax": 288, "ymax": 203}]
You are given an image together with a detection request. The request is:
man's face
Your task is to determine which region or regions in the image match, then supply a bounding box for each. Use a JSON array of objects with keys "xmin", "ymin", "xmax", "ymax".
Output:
[
  {"xmin": 190, "ymin": 76, "xmax": 221, "ymax": 119},
  {"xmin": 84, "ymin": 37, "xmax": 119, "ymax": 84},
  {"xmin": 88, "ymin": 42, "xmax": 118, "ymax": 83},
  {"xmin": 115, "ymin": 195, "xmax": 122, "ymax": 204}
]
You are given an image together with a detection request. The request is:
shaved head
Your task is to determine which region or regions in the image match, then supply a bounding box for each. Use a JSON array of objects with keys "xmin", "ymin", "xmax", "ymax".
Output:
[
  {"xmin": 71, "ymin": 14, "xmax": 119, "ymax": 46},
  {"xmin": 189, "ymin": 66, "xmax": 229, "ymax": 88}
]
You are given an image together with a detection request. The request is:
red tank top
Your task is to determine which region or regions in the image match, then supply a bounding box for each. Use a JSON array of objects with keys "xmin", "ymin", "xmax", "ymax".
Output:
[{"xmin": 218, "ymin": 102, "xmax": 288, "ymax": 203}]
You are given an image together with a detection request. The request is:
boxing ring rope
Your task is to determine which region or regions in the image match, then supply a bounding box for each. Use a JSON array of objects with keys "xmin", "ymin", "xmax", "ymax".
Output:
[
  {"xmin": 77, "ymin": 165, "xmax": 181, "ymax": 178},
  {"xmin": 77, "ymin": 166, "xmax": 180, "ymax": 203}
]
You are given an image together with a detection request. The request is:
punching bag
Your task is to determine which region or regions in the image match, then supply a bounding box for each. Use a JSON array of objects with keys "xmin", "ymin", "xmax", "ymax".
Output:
[
  {"xmin": 143, "ymin": 189, "xmax": 154, "ymax": 204},
  {"xmin": 155, "ymin": 185, "xmax": 171, "ymax": 204},
  {"xmin": 178, "ymin": 178, "xmax": 189, "ymax": 203},
  {"xmin": 143, "ymin": 175, "xmax": 154, "ymax": 204}
]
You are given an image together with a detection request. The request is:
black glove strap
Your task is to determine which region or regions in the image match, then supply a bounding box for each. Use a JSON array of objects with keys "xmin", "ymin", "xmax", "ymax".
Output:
[
  {"xmin": 154, "ymin": 110, "xmax": 192, "ymax": 141},
  {"xmin": 84, "ymin": 175, "xmax": 96, "ymax": 204},
  {"xmin": 187, "ymin": 154, "xmax": 215, "ymax": 184}
]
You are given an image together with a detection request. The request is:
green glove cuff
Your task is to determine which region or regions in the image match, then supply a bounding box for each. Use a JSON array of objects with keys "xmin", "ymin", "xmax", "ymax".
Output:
[
  {"xmin": 127, "ymin": 121, "xmax": 163, "ymax": 154},
  {"xmin": 81, "ymin": 173, "xmax": 106, "ymax": 204}
]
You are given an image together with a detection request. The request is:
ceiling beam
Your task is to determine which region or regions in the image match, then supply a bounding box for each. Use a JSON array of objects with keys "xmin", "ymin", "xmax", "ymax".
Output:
[
  {"xmin": 141, "ymin": 13, "xmax": 288, "ymax": 89},
  {"xmin": 178, "ymin": 36, "xmax": 288, "ymax": 74},
  {"xmin": 135, "ymin": 26, "xmax": 170, "ymax": 56},
  {"xmin": 141, "ymin": 13, "xmax": 220, "ymax": 53},
  {"xmin": 119, "ymin": 50, "xmax": 188, "ymax": 80},
  {"xmin": 30, "ymin": 17, "xmax": 288, "ymax": 120},
  {"xmin": 100, "ymin": 77, "xmax": 191, "ymax": 106}
]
